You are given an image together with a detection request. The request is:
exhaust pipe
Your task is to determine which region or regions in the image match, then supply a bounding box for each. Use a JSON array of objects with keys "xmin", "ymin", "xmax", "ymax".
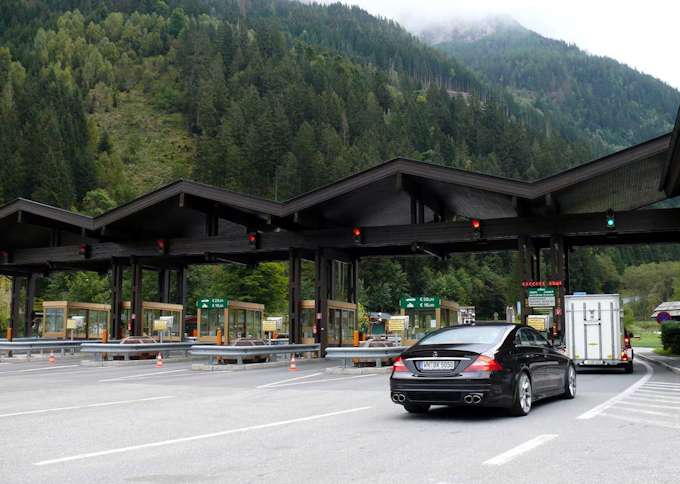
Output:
[
  {"xmin": 464, "ymin": 393, "xmax": 483, "ymax": 404},
  {"xmin": 392, "ymin": 393, "xmax": 406, "ymax": 403}
]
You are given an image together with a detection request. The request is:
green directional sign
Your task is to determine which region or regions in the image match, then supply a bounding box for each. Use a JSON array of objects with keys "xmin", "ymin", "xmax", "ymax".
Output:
[
  {"xmin": 196, "ymin": 298, "xmax": 227, "ymax": 310},
  {"xmin": 527, "ymin": 288, "xmax": 556, "ymax": 307},
  {"xmin": 400, "ymin": 296, "xmax": 441, "ymax": 310}
]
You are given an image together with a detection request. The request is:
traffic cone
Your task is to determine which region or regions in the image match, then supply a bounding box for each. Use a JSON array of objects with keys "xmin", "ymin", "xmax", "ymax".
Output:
[
  {"xmin": 288, "ymin": 354, "xmax": 298, "ymax": 372},
  {"xmin": 48, "ymin": 351, "xmax": 56, "ymax": 365},
  {"xmin": 155, "ymin": 352, "xmax": 164, "ymax": 368}
]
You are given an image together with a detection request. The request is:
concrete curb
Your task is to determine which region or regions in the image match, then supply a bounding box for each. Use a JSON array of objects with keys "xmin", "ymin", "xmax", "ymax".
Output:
[
  {"xmin": 636, "ymin": 352, "xmax": 680, "ymax": 375},
  {"xmin": 325, "ymin": 366, "xmax": 392, "ymax": 375}
]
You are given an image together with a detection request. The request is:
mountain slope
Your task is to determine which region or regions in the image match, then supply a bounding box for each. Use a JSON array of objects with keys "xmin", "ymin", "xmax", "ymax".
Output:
[{"xmin": 430, "ymin": 16, "xmax": 680, "ymax": 152}]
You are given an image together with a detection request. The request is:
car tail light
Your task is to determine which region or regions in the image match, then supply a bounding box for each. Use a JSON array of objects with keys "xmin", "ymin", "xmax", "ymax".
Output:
[
  {"xmin": 392, "ymin": 356, "xmax": 408, "ymax": 373},
  {"xmin": 464, "ymin": 355, "xmax": 503, "ymax": 372}
]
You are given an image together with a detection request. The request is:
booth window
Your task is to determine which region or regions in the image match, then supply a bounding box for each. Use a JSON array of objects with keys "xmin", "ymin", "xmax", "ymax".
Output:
[
  {"xmin": 200, "ymin": 309, "xmax": 223, "ymax": 337},
  {"xmin": 301, "ymin": 308, "xmax": 315, "ymax": 340},
  {"xmin": 45, "ymin": 308, "xmax": 65, "ymax": 333}
]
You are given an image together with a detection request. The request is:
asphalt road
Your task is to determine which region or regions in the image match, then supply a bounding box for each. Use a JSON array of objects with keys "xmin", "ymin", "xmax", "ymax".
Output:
[{"xmin": 0, "ymin": 355, "xmax": 678, "ymax": 484}]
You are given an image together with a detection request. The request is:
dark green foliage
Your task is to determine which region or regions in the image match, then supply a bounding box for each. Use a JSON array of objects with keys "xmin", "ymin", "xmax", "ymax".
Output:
[
  {"xmin": 660, "ymin": 322, "xmax": 680, "ymax": 355},
  {"xmin": 434, "ymin": 21, "xmax": 680, "ymax": 153}
]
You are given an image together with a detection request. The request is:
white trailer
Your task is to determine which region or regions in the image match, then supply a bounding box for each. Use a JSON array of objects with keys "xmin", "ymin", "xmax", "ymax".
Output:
[{"xmin": 564, "ymin": 294, "xmax": 633, "ymax": 373}]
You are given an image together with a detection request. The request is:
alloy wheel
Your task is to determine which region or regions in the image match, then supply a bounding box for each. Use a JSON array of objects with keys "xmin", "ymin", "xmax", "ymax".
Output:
[{"xmin": 519, "ymin": 373, "xmax": 532, "ymax": 413}]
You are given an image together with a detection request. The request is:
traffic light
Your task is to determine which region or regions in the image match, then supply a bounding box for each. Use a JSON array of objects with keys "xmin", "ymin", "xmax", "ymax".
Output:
[
  {"xmin": 156, "ymin": 238, "xmax": 167, "ymax": 255},
  {"xmin": 352, "ymin": 227, "xmax": 363, "ymax": 244},
  {"xmin": 78, "ymin": 243, "xmax": 91, "ymax": 258},
  {"xmin": 471, "ymin": 218, "xmax": 481, "ymax": 239},
  {"xmin": 247, "ymin": 231, "xmax": 259, "ymax": 249},
  {"xmin": 606, "ymin": 209, "xmax": 616, "ymax": 230}
]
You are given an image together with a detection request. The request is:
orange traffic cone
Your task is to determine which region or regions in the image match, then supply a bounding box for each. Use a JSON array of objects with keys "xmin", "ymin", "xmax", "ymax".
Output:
[
  {"xmin": 155, "ymin": 352, "xmax": 164, "ymax": 368},
  {"xmin": 48, "ymin": 351, "xmax": 56, "ymax": 365},
  {"xmin": 288, "ymin": 354, "xmax": 298, "ymax": 372}
]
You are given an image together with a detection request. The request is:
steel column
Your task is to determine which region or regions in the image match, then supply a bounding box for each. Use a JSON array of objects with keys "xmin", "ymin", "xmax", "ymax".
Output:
[
  {"xmin": 9, "ymin": 276, "xmax": 21, "ymax": 337},
  {"xmin": 158, "ymin": 269, "xmax": 170, "ymax": 303},
  {"xmin": 130, "ymin": 260, "xmax": 143, "ymax": 336},
  {"xmin": 176, "ymin": 266, "xmax": 187, "ymax": 308},
  {"xmin": 550, "ymin": 235, "xmax": 567, "ymax": 339},
  {"xmin": 24, "ymin": 274, "xmax": 37, "ymax": 337},
  {"xmin": 288, "ymin": 249, "xmax": 302, "ymax": 344},
  {"xmin": 315, "ymin": 249, "xmax": 330, "ymax": 352},
  {"xmin": 111, "ymin": 261, "xmax": 124, "ymax": 339}
]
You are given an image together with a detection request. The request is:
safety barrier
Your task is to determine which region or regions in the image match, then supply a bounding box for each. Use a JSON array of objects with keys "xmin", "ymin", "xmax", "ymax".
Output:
[
  {"xmin": 0, "ymin": 340, "xmax": 83, "ymax": 358},
  {"xmin": 324, "ymin": 346, "xmax": 407, "ymax": 368},
  {"xmin": 190, "ymin": 343, "xmax": 320, "ymax": 365},
  {"xmin": 80, "ymin": 342, "xmax": 194, "ymax": 361}
]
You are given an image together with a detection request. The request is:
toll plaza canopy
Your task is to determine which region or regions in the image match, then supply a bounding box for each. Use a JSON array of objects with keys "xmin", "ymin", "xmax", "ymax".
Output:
[{"xmin": 2, "ymin": 108, "xmax": 680, "ymax": 344}]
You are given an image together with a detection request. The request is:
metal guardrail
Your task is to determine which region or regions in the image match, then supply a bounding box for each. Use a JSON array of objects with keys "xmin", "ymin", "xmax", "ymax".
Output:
[
  {"xmin": 81, "ymin": 342, "xmax": 194, "ymax": 361},
  {"xmin": 324, "ymin": 346, "xmax": 407, "ymax": 368},
  {"xmin": 190, "ymin": 343, "xmax": 320, "ymax": 365},
  {"xmin": 0, "ymin": 340, "xmax": 83, "ymax": 357}
]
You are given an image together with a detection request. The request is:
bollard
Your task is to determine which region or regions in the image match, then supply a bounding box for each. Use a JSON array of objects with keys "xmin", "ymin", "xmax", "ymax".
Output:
[
  {"xmin": 101, "ymin": 329, "xmax": 108, "ymax": 344},
  {"xmin": 6, "ymin": 327, "xmax": 12, "ymax": 342},
  {"xmin": 353, "ymin": 330, "xmax": 359, "ymax": 348},
  {"xmin": 216, "ymin": 329, "xmax": 222, "ymax": 346}
]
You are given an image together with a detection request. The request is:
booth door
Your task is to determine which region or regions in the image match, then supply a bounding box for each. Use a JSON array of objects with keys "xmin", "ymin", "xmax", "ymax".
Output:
[
  {"xmin": 301, "ymin": 308, "xmax": 315, "ymax": 344},
  {"xmin": 327, "ymin": 309, "xmax": 341, "ymax": 347}
]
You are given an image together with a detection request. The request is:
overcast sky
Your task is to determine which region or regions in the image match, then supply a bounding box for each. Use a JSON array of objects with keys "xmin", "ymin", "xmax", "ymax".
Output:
[{"xmin": 310, "ymin": 0, "xmax": 680, "ymax": 90}]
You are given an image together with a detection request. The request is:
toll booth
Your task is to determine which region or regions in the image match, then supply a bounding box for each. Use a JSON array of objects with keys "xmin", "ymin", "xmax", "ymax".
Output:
[
  {"xmin": 196, "ymin": 298, "xmax": 265, "ymax": 344},
  {"xmin": 300, "ymin": 299, "xmax": 357, "ymax": 346},
  {"xmin": 41, "ymin": 301, "xmax": 111, "ymax": 339},
  {"xmin": 398, "ymin": 297, "xmax": 460, "ymax": 346},
  {"xmin": 121, "ymin": 302, "xmax": 184, "ymax": 341}
]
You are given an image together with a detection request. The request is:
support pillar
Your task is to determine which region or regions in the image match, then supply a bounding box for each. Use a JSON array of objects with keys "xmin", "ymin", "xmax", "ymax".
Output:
[
  {"xmin": 111, "ymin": 261, "xmax": 124, "ymax": 339},
  {"xmin": 288, "ymin": 249, "xmax": 302, "ymax": 343},
  {"xmin": 518, "ymin": 236, "xmax": 539, "ymax": 325},
  {"xmin": 176, "ymin": 266, "xmax": 187, "ymax": 308},
  {"xmin": 314, "ymin": 249, "xmax": 330, "ymax": 352},
  {"xmin": 130, "ymin": 260, "xmax": 143, "ymax": 336},
  {"xmin": 550, "ymin": 235, "xmax": 568, "ymax": 340},
  {"xmin": 158, "ymin": 269, "xmax": 170, "ymax": 303},
  {"xmin": 24, "ymin": 274, "xmax": 37, "ymax": 337},
  {"xmin": 9, "ymin": 276, "xmax": 21, "ymax": 339},
  {"xmin": 348, "ymin": 258, "xmax": 359, "ymax": 305}
]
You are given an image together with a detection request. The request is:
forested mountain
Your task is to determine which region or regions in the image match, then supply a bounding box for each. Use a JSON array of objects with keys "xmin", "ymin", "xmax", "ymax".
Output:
[
  {"xmin": 430, "ymin": 15, "xmax": 680, "ymax": 153},
  {"xmin": 0, "ymin": 1, "xmax": 676, "ymax": 320}
]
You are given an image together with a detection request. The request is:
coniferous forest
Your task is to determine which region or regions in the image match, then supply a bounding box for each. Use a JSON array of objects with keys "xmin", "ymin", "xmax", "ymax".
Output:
[{"xmin": 1, "ymin": 0, "xmax": 679, "ymax": 324}]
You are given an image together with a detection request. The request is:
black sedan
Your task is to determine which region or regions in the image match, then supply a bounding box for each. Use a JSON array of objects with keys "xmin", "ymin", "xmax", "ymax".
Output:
[{"xmin": 390, "ymin": 323, "xmax": 575, "ymax": 416}]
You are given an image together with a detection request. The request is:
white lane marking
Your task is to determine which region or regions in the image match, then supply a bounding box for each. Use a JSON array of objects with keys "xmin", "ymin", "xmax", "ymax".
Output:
[
  {"xmin": 482, "ymin": 434, "xmax": 558, "ymax": 466},
  {"xmin": 256, "ymin": 372, "xmax": 323, "ymax": 389},
  {"xmin": 643, "ymin": 383, "xmax": 680, "ymax": 388},
  {"xmin": 577, "ymin": 359, "xmax": 652, "ymax": 420},
  {"xmin": 0, "ymin": 364, "xmax": 80, "ymax": 374},
  {"xmin": 638, "ymin": 388, "xmax": 680, "ymax": 395},
  {"xmin": 34, "ymin": 406, "xmax": 373, "ymax": 466},
  {"xmin": 612, "ymin": 406, "xmax": 678, "ymax": 418},
  {"xmin": 263, "ymin": 374, "xmax": 377, "ymax": 388},
  {"xmin": 626, "ymin": 395, "xmax": 680, "ymax": 404},
  {"xmin": 0, "ymin": 396, "xmax": 174, "ymax": 419},
  {"xmin": 99, "ymin": 369, "xmax": 187, "ymax": 382},
  {"xmin": 601, "ymin": 412, "xmax": 680, "ymax": 430},
  {"xmin": 618, "ymin": 401, "xmax": 680, "ymax": 411},
  {"xmin": 641, "ymin": 381, "xmax": 680, "ymax": 386}
]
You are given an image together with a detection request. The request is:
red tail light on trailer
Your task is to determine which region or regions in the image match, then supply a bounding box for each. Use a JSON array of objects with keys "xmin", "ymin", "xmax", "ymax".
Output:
[{"xmin": 464, "ymin": 355, "xmax": 503, "ymax": 372}]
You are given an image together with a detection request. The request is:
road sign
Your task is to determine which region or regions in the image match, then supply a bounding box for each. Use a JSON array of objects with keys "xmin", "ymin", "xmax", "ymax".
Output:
[
  {"xmin": 527, "ymin": 287, "xmax": 556, "ymax": 307},
  {"xmin": 656, "ymin": 311, "xmax": 672, "ymax": 323},
  {"xmin": 196, "ymin": 298, "xmax": 227, "ymax": 309},
  {"xmin": 400, "ymin": 296, "xmax": 441, "ymax": 309}
]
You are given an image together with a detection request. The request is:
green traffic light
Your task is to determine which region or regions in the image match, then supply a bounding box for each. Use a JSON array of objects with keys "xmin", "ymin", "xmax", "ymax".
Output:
[{"xmin": 607, "ymin": 218, "xmax": 615, "ymax": 227}]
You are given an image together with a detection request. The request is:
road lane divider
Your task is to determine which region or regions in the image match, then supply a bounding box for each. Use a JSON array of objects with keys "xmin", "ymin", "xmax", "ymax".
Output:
[
  {"xmin": 256, "ymin": 372, "xmax": 323, "ymax": 389},
  {"xmin": 0, "ymin": 364, "xmax": 80, "ymax": 374},
  {"xmin": 0, "ymin": 396, "xmax": 174, "ymax": 419},
  {"xmin": 99, "ymin": 369, "xmax": 187, "ymax": 382},
  {"xmin": 482, "ymin": 434, "xmax": 559, "ymax": 466},
  {"xmin": 34, "ymin": 406, "xmax": 373, "ymax": 466},
  {"xmin": 577, "ymin": 359, "xmax": 652, "ymax": 420},
  {"xmin": 262, "ymin": 374, "xmax": 377, "ymax": 388}
]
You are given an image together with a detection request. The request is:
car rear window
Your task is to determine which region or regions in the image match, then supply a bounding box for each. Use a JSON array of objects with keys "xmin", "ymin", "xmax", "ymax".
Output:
[{"xmin": 417, "ymin": 326, "xmax": 509, "ymax": 345}]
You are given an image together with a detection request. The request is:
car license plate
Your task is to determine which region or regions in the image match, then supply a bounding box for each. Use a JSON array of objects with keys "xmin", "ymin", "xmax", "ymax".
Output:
[{"xmin": 418, "ymin": 360, "xmax": 456, "ymax": 371}]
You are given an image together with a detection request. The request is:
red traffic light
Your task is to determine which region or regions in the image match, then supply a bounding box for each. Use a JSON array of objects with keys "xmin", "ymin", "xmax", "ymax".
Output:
[
  {"xmin": 156, "ymin": 239, "xmax": 167, "ymax": 254},
  {"xmin": 352, "ymin": 227, "xmax": 363, "ymax": 244},
  {"xmin": 247, "ymin": 232, "xmax": 258, "ymax": 248},
  {"xmin": 471, "ymin": 219, "xmax": 481, "ymax": 230},
  {"xmin": 78, "ymin": 244, "xmax": 90, "ymax": 258},
  {"xmin": 247, "ymin": 233, "xmax": 257, "ymax": 243}
]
